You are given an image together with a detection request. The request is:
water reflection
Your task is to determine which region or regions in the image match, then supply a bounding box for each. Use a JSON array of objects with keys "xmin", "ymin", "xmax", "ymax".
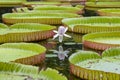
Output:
[
  {"xmin": 36, "ymin": 32, "xmax": 85, "ymax": 80},
  {"xmin": 52, "ymin": 45, "xmax": 71, "ymax": 60},
  {"xmin": 37, "ymin": 32, "xmax": 103, "ymax": 80},
  {"xmin": 45, "ymin": 41, "xmax": 85, "ymax": 80},
  {"xmin": 83, "ymin": 46, "xmax": 103, "ymax": 55}
]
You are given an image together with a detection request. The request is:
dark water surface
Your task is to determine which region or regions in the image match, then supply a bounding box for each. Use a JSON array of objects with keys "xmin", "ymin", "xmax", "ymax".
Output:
[
  {"xmin": 37, "ymin": 33, "xmax": 84, "ymax": 80},
  {"xmin": 36, "ymin": 32, "xmax": 102, "ymax": 80}
]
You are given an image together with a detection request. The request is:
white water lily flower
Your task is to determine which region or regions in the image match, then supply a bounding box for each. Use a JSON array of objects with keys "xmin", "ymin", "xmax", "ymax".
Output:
[
  {"xmin": 53, "ymin": 26, "xmax": 71, "ymax": 42},
  {"xmin": 53, "ymin": 46, "xmax": 70, "ymax": 60}
]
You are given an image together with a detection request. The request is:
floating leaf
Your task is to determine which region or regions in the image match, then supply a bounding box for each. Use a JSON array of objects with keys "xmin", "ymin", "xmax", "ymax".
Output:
[
  {"xmin": 0, "ymin": 62, "xmax": 67, "ymax": 80},
  {"xmin": 69, "ymin": 48, "xmax": 120, "ymax": 80},
  {"xmin": 23, "ymin": 1, "xmax": 62, "ymax": 7},
  {"xmin": 12, "ymin": 5, "xmax": 84, "ymax": 15},
  {"xmin": 0, "ymin": 23, "xmax": 56, "ymax": 43},
  {"xmin": 85, "ymin": 2, "xmax": 120, "ymax": 10},
  {"xmin": 62, "ymin": 17, "xmax": 120, "ymax": 34},
  {"xmin": 97, "ymin": 8, "xmax": 120, "ymax": 16},
  {"xmin": 83, "ymin": 32, "xmax": 120, "ymax": 50},
  {"xmin": 33, "ymin": 5, "xmax": 83, "ymax": 14},
  {"xmin": 0, "ymin": 0, "xmax": 26, "ymax": 7},
  {"xmin": 2, "ymin": 13, "xmax": 80, "ymax": 25},
  {"xmin": 0, "ymin": 43, "xmax": 46, "ymax": 65},
  {"xmin": 87, "ymin": 0, "xmax": 119, "ymax": 1}
]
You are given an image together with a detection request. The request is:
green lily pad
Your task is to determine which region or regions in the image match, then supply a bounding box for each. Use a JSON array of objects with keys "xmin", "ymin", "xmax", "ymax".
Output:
[
  {"xmin": 13, "ymin": 5, "xmax": 84, "ymax": 14},
  {"xmin": 62, "ymin": 17, "xmax": 120, "ymax": 34},
  {"xmin": 0, "ymin": 23, "xmax": 8, "ymax": 28},
  {"xmin": 0, "ymin": 43, "xmax": 46, "ymax": 64},
  {"xmin": 0, "ymin": 0, "xmax": 26, "ymax": 7},
  {"xmin": 2, "ymin": 13, "xmax": 80, "ymax": 25},
  {"xmin": 97, "ymin": 9, "xmax": 120, "ymax": 16},
  {"xmin": 87, "ymin": 0, "xmax": 119, "ymax": 1},
  {"xmin": 12, "ymin": 7, "xmax": 29, "ymax": 13},
  {"xmin": 0, "ymin": 62, "xmax": 67, "ymax": 80},
  {"xmin": 67, "ymin": 32, "xmax": 83, "ymax": 43},
  {"xmin": 33, "ymin": 5, "xmax": 83, "ymax": 14},
  {"xmin": 23, "ymin": 1, "xmax": 62, "ymax": 7},
  {"xmin": 85, "ymin": 2, "xmax": 120, "ymax": 10},
  {"xmin": 0, "ymin": 23, "xmax": 56, "ymax": 43},
  {"xmin": 69, "ymin": 47, "xmax": 120, "ymax": 80},
  {"xmin": 83, "ymin": 32, "xmax": 120, "ymax": 50}
]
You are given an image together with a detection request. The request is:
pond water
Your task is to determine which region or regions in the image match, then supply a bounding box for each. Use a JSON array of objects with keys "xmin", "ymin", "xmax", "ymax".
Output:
[
  {"xmin": 37, "ymin": 33, "xmax": 84, "ymax": 80},
  {"xmin": 0, "ymin": 7, "xmax": 100, "ymax": 80},
  {"xmin": 35, "ymin": 32, "xmax": 102, "ymax": 80}
]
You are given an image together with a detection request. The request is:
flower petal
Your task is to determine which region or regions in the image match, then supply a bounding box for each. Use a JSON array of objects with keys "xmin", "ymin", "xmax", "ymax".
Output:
[
  {"xmin": 58, "ymin": 54, "xmax": 65, "ymax": 60},
  {"xmin": 64, "ymin": 27, "xmax": 68, "ymax": 33},
  {"xmin": 53, "ymin": 34, "xmax": 59, "ymax": 40},
  {"xmin": 53, "ymin": 30, "xmax": 58, "ymax": 33},
  {"xmin": 59, "ymin": 36, "xmax": 63, "ymax": 42},
  {"xmin": 64, "ymin": 34, "xmax": 71, "ymax": 38},
  {"xmin": 64, "ymin": 50, "xmax": 69, "ymax": 54},
  {"xmin": 58, "ymin": 26, "xmax": 65, "ymax": 35},
  {"xmin": 64, "ymin": 54, "xmax": 68, "ymax": 57},
  {"xmin": 53, "ymin": 50, "xmax": 59, "ymax": 54}
]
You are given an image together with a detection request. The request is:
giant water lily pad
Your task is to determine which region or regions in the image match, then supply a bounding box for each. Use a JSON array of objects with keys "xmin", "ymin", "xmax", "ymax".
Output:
[
  {"xmin": 2, "ymin": 13, "xmax": 80, "ymax": 25},
  {"xmin": 83, "ymin": 32, "xmax": 120, "ymax": 50},
  {"xmin": 62, "ymin": 17, "xmax": 120, "ymax": 34},
  {"xmin": 0, "ymin": 62, "xmax": 67, "ymax": 80},
  {"xmin": 23, "ymin": 1, "xmax": 62, "ymax": 7},
  {"xmin": 12, "ymin": 5, "xmax": 84, "ymax": 14},
  {"xmin": 0, "ymin": 23, "xmax": 55, "ymax": 43},
  {"xmin": 87, "ymin": 0, "xmax": 119, "ymax": 1},
  {"xmin": 0, "ymin": 43, "xmax": 46, "ymax": 65},
  {"xmin": 69, "ymin": 47, "xmax": 120, "ymax": 80},
  {"xmin": 97, "ymin": 9, "xmax": 120, "ymax": 16},
  {"xmin": 0, "ymin": 0, "xmax": 26, "ymax": 7},
  {"xmin": 33, "ymin": 5, "xmax": 83, "ymax": 14},
  {"xmin": 85, "ymin": 2, "xmax": 120, "ymax": 10}
]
